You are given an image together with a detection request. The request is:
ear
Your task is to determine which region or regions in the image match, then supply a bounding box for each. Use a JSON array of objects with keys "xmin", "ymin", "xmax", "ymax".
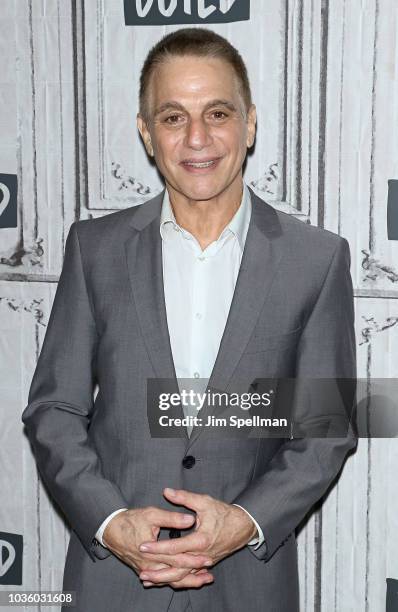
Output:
[
  {"xmin": 246, "ymin": 104, "xmax": 257, "ymax": 149},
  {"xmin": 137, "ymin": 113, "xmax": 154, "ymax": 157}
]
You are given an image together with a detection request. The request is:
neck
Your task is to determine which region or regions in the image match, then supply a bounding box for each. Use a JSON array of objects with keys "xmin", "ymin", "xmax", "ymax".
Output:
[{"xmin": 166, "ymin": 178, "xmax": 244, "ymax": 251}]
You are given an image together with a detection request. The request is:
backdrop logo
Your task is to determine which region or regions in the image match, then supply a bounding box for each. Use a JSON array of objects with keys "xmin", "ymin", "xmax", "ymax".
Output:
[
  {"xmin": 387, "ymin": 179, "xmax": 398, "ymax": 240},
  {"xmin": 0, "ymin": 174, "xmax": 17, "ymax": 229},
  {"xmin": 124, "ymin": 0, "xmax": 250, "ymax": 25},
  {"xmin": 0, "ymin": 532, "xmax": 23, "ymax": 585}
]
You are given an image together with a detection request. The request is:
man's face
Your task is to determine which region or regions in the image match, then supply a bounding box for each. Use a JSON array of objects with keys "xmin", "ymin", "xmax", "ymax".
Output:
[{"xmin": 137, "ymin": 55, "xmax": 256, "ymax": 202}]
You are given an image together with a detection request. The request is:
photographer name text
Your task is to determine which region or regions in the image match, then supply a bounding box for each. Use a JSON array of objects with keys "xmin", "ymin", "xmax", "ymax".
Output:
[{"xmin": 158, "ymin": 414, "xmax": 288, "ymax": 428}]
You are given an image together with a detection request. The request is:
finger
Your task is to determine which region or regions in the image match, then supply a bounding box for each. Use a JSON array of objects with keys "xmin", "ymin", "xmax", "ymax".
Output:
[
  {"xmin": 170, "ymin": 572, "xmax": 214, "ymax": 589},
  {"xmin": 140, "ymin": 566, "xmax": 193, "ymax": 584},
  {"xmin": 142, "ymin": 551, "xmax": 212, "ymax": 569},
  {"xmin": 143, "ymin": 573, "xmax": 214, "ymax": 588},
  {"xmin": 141, "ymin": 562, "xmax": 188, "ymax": 587},
  {"xmin": 140, "ymin": 532, "xmax": 206, "ymax": 555},
  {"xmin": 143, "ymin": 574, "xmax": 213, "ymax": 588},
  {"xmin": 148, "ymin": 508, "xmax": 195, "ymax": 529},
  {"xmin": 134, "ymin": 561, "xmax": 169, "ymax": 577},
  {"xmin": 141, "ymin": 562, "xmax": 169, "ymax": 571},
  {"xmin": 163, "ymin": 487, "xmax": 209, "ymax": 512}
]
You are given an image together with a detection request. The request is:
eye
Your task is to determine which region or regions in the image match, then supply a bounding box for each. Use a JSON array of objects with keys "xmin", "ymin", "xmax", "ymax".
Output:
[
  {"xmin": 164, "ymin": 114, "xmax": 184, "ymax": 125},
  {"xmin": 211, "ymin": 110, "xmax": 228, "ymax": 120}
]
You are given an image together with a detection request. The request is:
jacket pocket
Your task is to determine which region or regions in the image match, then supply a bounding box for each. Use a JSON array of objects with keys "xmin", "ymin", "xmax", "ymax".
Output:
[{"xmin": 244, "ymin": 325, "xmax": 303, "ymax": 354}]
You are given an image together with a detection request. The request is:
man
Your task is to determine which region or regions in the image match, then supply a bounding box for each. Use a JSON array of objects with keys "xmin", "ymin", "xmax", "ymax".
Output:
[{"xmin": 22, "ymin": 28, "xmax": 357, "ymax": 612}]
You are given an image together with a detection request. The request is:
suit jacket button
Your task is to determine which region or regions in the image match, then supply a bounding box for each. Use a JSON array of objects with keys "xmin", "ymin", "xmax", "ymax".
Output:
[
  {"xmin": 182, "ymin": 455, "xmax": 195, "ymax": 469},
  {"xmin": 169, "ymin": 529, "xmax": 181, "ymax": 538},
  {"xmin": 92, "ymin": 538, "xmax": 99, "ymax": 546}
]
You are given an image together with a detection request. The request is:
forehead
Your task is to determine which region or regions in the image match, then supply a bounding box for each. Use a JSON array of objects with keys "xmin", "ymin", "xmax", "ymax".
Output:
[{"xmin": 149, "ymin": 55, "xmax": 241, "ymax": 105}]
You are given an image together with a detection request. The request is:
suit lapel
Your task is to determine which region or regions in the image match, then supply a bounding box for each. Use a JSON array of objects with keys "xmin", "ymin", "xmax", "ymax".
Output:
[
  {"xmin": 186, "ymin": 189, "xmax": 284, "ymax": 447},
  {"xmin": 124, "ymin": 187, "xmax": 284, "ymax": 447},
  {"xmin": 124, "ymin": 191, "xmax": 188, "ymax": 440}
]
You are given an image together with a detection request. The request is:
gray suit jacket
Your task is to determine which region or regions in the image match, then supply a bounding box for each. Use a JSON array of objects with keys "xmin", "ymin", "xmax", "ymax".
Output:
[{"xmin": 22, "ymin": 187, "xmax": 357, "ymax": 612}]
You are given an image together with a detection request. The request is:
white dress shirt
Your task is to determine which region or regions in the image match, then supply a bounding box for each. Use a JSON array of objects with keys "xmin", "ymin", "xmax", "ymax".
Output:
[{"xmin": 96, "ymin": 182, "xmax": 265, "ymax": 551}]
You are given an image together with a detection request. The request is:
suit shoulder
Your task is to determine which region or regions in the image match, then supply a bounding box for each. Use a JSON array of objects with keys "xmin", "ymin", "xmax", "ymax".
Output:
[
  {"xmin": 71, "ymin": 191, "xmax": 163, "ymax": 241},
  {"xmin": 66, "ymin": 193, "xmax": 161, "ymax": 267},
  {"xmin": 73, "ymin": 202, "xmax": 144, "ymax": 233},
  {"xmin": 267, "ymin": 203, "xmax": 347, "ymax": 263},
  {"xmin": 250, "ymin": 190, "xmax": 348, "ymax": 270},
  {"xmin": 277, "ymin": 207, "xmax": 342, "ymax": 245},
  {"xmin": 251, "ymin": 189, "xmax": 342, "ymax": 246}
]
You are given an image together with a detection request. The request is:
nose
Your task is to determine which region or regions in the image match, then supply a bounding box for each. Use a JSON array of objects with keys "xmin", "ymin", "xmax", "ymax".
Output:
[{"xmin": 184, "ymin": 118, "xmax": 213, "ymax": 150}]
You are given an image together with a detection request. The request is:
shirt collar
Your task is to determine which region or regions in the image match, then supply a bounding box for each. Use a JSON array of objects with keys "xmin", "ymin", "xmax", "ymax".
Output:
[{"xmin": 159, "ymin": 182, "xmax": 251, "ymax": 252}]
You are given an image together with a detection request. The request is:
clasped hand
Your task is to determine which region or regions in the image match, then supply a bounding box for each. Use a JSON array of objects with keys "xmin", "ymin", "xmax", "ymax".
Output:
[{"xmin": 102, "ymin": 487, "xmax": 257, "ymax": 589}]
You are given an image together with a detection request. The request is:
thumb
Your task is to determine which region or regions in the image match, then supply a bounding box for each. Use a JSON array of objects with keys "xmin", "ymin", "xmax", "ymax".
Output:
[{"xmin": 163, "ymin": 487, "xmax": 205, "ymax": 511}]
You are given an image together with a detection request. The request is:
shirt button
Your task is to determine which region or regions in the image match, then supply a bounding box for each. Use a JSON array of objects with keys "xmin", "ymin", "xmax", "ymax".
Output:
[
  {"xmin": 173, "ymin": 225, "xmax": 179, "ymax": 232},
  {"xmin": 195, "ymin": 312, "xmax": 202, "ymax": 320},
  {"xmin": 198, "ymin": 256, "xmax": 205, "ymax": 261},
  {"xmin": 194, "ymin": 372, "xmax": 200, "ymax": 378}
]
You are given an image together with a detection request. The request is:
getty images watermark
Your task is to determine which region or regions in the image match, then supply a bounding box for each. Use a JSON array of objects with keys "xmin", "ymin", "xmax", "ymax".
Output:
[
  {"xmin": 156, "ymin": 386, "xmax": 282, "ymax": 430},
  {"xmin": 146, "ymin": 377, "xmax": 362, "ymax": 439},
  {"xmin": 147, "ymin": 377, "xmax": 398, "ymax": 439}
]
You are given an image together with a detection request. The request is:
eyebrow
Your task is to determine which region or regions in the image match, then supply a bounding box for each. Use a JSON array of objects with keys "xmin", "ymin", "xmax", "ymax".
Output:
[{"xmin": 153, "ymin": 99, "xmax": 239, "ymax": 117}]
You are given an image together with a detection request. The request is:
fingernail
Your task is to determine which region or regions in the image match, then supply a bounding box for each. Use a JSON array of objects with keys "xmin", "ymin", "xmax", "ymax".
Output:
[
  {"xmin": 139, "ymin": 545, "xmax": 149, "ymax": 551},
  {"xmin": 183, "ymin": 514, "xmax": 193, "ymax": 522},
  {"xmin": 165, "ymin": 487, "xmax": 176, "ymax": 495},
  {"xmin": 204, "ymin": 560, "xmax": 212, "ymax": 566},
  {"xmin": 140, "ymin": 574, "xmax": 149, "ymax": 580}
]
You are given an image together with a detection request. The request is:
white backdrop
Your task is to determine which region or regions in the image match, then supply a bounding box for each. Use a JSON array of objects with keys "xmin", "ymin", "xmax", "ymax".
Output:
[{"xmin": 1, "ymin": 1, "xmax": 398, "ymax": 610}]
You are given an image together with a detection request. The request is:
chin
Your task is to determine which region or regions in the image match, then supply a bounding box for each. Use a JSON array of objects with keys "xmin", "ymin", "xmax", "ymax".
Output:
[
  {"xmin": 184, "ymin": 189, "xmax": 218, "ymax": 201},
  {"xmin": 176, "ymin": 181, "xmax": 227, "ymax": 202}
]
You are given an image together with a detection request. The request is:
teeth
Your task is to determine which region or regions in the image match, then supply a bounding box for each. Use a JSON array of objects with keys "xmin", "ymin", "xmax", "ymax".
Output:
[{"xmin": 185, "ymin": 160, "xmax": 216, "ymax": 168}]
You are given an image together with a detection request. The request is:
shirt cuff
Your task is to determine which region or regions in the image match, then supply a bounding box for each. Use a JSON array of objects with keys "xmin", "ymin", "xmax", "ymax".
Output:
[
  {"xmin": 232, "ymin": 503, "xmax": 265, "ymax": 550},
  {"xmin": 95, "ymin": 508, "xmax": 128, "ymax": 547}
]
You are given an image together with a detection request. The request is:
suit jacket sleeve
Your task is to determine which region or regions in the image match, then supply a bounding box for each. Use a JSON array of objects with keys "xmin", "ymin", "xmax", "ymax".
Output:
[
  {"xmin": 21, "ymin": 221, "xmax": 129, "ymax": 561},
  {"xmin": 231, "ymin": 236, "xmax": 358, "ymax": 562}
]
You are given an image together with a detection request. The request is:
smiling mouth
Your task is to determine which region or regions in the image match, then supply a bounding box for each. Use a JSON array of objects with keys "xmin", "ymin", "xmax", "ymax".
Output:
[{"xmin": 181, "ymin": 158, "xmax": 221, "ymax": 169}]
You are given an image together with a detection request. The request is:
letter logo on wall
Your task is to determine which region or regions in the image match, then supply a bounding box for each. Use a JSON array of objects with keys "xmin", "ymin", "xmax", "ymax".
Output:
[
  {"xmin": 124, "ymin": 0, "xmax": 250, "ymax": 25},
  {"xmin": 0, "ymin": 532, "xmax": 23, "ymax": 585},
  {"xmin": 0, "ymin": 174, "xmax": 17, "ymax": 229}
]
